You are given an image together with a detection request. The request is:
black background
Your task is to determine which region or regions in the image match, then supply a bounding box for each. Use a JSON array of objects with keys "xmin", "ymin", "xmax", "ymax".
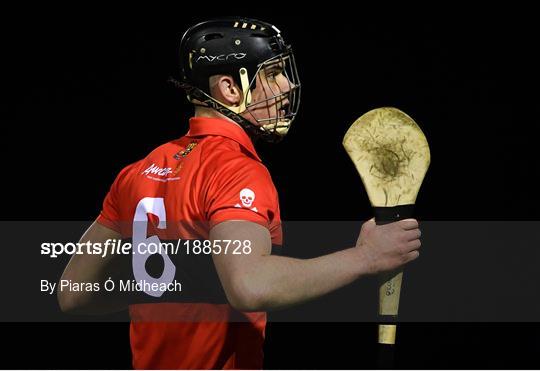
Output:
[{"xmin": 2, "ymin": 11, "xmax": 540, "ymax": 369}]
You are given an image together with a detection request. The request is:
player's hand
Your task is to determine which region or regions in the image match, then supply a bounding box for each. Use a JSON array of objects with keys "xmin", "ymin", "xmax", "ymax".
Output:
[{"xmin": 355, "ymin": 218, "xmax": 421, "ymax": 274}]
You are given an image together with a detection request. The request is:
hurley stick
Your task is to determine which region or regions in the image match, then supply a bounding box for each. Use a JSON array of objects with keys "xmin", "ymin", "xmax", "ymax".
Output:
[{"xmin": 343, "ymin": 107, "xmax": 430, "ymax": 367}]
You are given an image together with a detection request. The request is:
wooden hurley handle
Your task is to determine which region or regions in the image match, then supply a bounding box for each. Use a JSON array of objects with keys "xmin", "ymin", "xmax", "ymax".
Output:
[{"xmin": 374, "ymin": 204, "xmax": 414, "ymax": 345}]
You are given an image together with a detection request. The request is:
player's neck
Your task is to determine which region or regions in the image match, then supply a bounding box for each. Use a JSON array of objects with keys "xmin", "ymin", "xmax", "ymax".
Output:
[{"xmin": 194, "ymin": 106, "xmax": 243, "ymax": 129}]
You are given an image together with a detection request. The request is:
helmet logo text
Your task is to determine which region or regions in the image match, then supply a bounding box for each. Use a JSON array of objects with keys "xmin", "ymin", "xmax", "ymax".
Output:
[{"xmin": 196, "ymin": 53, "xmax": 247, "ymax": 63}]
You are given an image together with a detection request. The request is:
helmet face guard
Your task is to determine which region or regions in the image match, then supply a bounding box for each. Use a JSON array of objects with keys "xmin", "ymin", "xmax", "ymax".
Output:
[
  {"xmin": 177, "ymin": 18, "xmax": 301, "ymax": 143},
  {"xmin": 244, "ymin": 51, "xmax": 301, "ymax": 139}
]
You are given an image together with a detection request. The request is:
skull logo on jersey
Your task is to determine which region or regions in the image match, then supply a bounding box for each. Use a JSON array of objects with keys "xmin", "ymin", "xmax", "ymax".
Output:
[{"xmin": 240, "ymin": 188, "xmax": 255, "ymax": 208}]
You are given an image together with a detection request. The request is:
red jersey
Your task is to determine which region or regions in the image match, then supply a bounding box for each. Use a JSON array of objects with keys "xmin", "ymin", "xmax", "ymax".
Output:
[{"xmin": 97, "ymin": 117, "xmax": 282, "ymax": 369}]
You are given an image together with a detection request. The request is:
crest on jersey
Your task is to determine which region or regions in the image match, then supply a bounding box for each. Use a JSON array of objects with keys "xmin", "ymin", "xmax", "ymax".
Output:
[{"xmin": 173, "ymin": 141, "xmax": 198, "ymax": 160}]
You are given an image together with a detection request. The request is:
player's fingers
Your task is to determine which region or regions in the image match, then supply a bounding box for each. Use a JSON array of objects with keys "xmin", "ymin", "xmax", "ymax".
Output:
[
  {"xmin": 406, "ymin": 250, "xmax": 420, "ymax": 262},
  {"xmin": 399, "ymin": 218, "xmax": 419, "ymax": 230},
  {"xmin": 406, "ymin": 239, "xmax": 421, "ymax": 252},
  {"xmin": 403, "ymin": 228, "xmax": 421, "ymax": 241}
]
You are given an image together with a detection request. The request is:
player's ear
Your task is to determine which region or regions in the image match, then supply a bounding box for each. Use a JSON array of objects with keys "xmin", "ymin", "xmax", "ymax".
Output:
[{"xmin": 210, "ymin": 75, "xmax": 242, "ymax": 106}]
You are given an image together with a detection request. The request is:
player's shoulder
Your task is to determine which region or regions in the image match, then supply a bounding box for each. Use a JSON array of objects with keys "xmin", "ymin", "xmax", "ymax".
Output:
[
  {"xmin": 112, "ymin": 140, "xmax": 181, "ymax": 181},
  {"xmin": 146, "ymin": 139, "xmax": 182, "ymax": 156},
  {"xmin": 202, "ymin": 136, "xmax": 269, "ymax": 176},
  {"xmin": 110, "ymin": 159, "xmax": 144, "ymax": 187}
]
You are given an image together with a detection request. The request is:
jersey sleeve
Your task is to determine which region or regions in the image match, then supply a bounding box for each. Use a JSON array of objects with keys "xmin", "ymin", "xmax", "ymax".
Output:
[{"xmin": 205, "ymin": 155, "xmax": 279, "ymax": 228}]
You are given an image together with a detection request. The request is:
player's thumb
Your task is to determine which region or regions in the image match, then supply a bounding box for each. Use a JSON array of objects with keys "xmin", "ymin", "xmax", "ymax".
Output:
[{"xmin": 361, "ymin": 217, "xmax": 376, "ymax": 232}]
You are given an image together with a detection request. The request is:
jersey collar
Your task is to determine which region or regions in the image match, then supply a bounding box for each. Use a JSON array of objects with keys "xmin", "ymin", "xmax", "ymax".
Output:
[{"xmin": 186, "ymin": 117, "xmax": 262, "ymax": 162}]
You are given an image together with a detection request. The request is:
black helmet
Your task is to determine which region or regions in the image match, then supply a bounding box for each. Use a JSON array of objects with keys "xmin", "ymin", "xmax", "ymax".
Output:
[{"xmin": 177, "ymin": 17, "xmax": 301, "ymax": 143}]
